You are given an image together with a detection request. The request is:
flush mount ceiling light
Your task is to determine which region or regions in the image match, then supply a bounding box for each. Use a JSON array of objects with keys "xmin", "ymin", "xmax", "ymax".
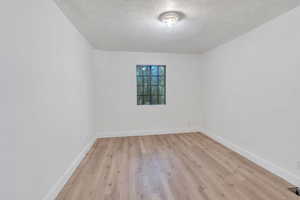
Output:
[{"xmin": 159, "ymin": 11, "xmax": 182, "ymax": 27}]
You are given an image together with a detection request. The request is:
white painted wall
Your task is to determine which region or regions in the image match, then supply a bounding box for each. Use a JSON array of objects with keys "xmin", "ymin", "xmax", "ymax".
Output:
[
  {"xmin": 198, "ymin": 6, "xmax": 300, "ymax": 185},
  {"xmin": 1, "ymin": 1, "xmax": 95, "ymax": 200},
  {"xmin": 93, "ymin": 51, "xmax": 202, "ymax": 136},
  {"xmin": 0, "ymin": 3, "xmax": 17, "ymax": 196},
  {"xmin": 3, "ymin": 1, "xmax": 300, "ymax": 199}
]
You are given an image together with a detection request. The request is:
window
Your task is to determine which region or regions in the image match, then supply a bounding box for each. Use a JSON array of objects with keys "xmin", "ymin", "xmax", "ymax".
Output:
[{"xmin": 136, "ymin": 65, "xmax": 166, "ymax": 105}]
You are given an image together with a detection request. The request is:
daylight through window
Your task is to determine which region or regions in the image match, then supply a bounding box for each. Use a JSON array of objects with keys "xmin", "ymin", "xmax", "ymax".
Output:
[{"xmin": 136, "ymin": 65, "xmax": 166, "ymax": 105}]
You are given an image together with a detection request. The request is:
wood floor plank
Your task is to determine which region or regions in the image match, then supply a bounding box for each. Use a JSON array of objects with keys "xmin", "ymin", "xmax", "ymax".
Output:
[{"xmin": 56, "ymin": 132, "xmax": 299, "ymax": 200}]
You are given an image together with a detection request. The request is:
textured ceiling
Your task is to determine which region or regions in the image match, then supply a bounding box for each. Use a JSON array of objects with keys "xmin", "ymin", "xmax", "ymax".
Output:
[{"xmin": 55, "ymin": 0, "xmax": 300, "ymax": 54}]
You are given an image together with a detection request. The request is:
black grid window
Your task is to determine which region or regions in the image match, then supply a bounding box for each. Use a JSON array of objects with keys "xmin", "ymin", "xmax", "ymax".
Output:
[{"xmin": 136, "ymin": 65, "xmax": 166, "ymax": 105}]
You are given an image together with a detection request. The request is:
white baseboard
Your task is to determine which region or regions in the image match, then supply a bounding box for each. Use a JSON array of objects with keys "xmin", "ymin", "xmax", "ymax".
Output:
[
  {"xmin": 42, "ymin": 136, "xmax": 96, "ymax": 200},
  {"xmin": 198, "ymin": 128, "xmax": 300, "ymax": 186},
  {"xmin": 42, "ymin": 128, "xmax": 299, "ymax": 200},
  {"xmin": 97, "ymin": 127, "xmax": 201, "ymax": 138}
]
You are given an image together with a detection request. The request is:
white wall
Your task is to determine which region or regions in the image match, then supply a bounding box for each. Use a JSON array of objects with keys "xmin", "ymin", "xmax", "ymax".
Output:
[
  {"xmin": 1, "ymin": 1, "xmax": 95, "ymax": 200},
  {"xmin": 94, "ymin": 51, "xmax": 202, "ymax": 136},
  {"xmin": 198, "ymin": 6, "xmax": 300, "ymax": 185},
  {"xmin": 3, "ymin": 1, "xmax": 299, "ymax": 199},
  {"xmin": 0, "ymin": 3, "xmax": 17, "ymax": 196}
]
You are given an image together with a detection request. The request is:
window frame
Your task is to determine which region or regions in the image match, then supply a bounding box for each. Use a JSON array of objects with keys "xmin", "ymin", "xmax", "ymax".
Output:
[{"xmin": 136, "ymin": 65, "xmax": 166, "ymax": 105}]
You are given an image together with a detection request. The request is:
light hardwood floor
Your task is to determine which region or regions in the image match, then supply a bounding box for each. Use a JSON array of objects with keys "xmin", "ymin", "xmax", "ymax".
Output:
[{"xmin": 56, "ymin": 132, "xmax": 298, "ymax": 200}]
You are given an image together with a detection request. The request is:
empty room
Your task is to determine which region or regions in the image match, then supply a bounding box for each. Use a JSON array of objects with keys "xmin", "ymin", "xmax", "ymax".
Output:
[{"xmin": 5, "ymin": 0, "xmax": 300, "ymax": 199}]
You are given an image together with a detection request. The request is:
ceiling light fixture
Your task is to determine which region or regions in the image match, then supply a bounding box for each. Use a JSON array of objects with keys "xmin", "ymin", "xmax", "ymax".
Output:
[{"xmin": 159, "ymin": 11, "xmax": 182, "ymax": 27}]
